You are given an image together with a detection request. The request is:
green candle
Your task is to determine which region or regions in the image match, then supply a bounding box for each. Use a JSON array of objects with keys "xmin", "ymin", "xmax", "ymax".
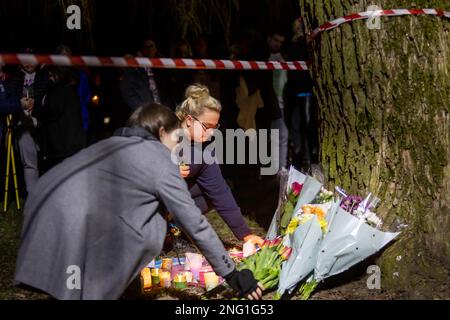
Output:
[
  {"xmin": 174, "ymin": 274, "xmax": 187, "ymax": 289},
  {"xmin": 151, "ymin": 268, "xmax": 160, "ymax": 287}
]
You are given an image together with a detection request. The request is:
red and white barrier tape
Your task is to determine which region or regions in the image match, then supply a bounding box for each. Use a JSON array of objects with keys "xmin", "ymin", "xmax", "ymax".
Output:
[
  {"xmin": 1, "ymin": 8, "xmax": 448, "ymax": 70},
  {"xmin": 310, "ymin": 8, "xmax": 450, "ymax": 39},
  {"xmin": 0, "ymin": 54, "xmax": 309, "ymax": 71}
]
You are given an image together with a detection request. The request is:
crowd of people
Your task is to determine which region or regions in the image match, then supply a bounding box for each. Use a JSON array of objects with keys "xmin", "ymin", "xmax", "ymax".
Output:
[
  {"xmin": 1, "ymin": 24, "xmax": 318, "ymax": 190},
  {"xmin": 1, "ymin": 22, "xmax": 319, "ymax": 300}
]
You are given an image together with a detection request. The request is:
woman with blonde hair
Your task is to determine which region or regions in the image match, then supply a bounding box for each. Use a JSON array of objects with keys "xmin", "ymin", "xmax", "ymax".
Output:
[{"xmin": 175, "ymin": 84, "xmax": 264, "ymax": 246}]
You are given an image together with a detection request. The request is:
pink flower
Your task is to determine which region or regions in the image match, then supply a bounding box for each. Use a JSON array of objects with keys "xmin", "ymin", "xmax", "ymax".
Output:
[
  {"xmin": 269, "ymin": 236, "xmax": 283, "ymax": 248},
  {"xmin": 261, "ymin": 239, "xmax": 271, "ymax": 248},
  {"xmin": 292, "ymin": 182, "xmax": 303, "ymax": 196},
  {"xmin": 280, "ymin": 247, "xmax": 293, "ymax": 260},
  {"xmin": 278, "ymin": 246, "xmax": 288, "ymax": 256}
]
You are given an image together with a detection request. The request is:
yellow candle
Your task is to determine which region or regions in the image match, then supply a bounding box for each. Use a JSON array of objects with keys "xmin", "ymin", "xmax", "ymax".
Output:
[
  {"xmin": 140, "ymin": 267, "xmax": 152, "ymax": 290},
  {"xmin": 204, "ymin": 272, "xmax": 219, "ymax": 291},
  {"xmin": 159, "ymin": 271, "xmax": 171, "ymax": 288},
  {"xmin": 182, "ymin": 271, "xmax": 193, "ymax": 283},
  {"xmin": 161, "ymin": 258, "xmax": 173, "ymax": 272},
  {"xmin": 174, "ymin": 274, "xmax": 185, "ymax": 282}
]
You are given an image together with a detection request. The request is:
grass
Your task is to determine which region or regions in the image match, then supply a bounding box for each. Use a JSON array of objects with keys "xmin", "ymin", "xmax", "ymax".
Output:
[{"xmin": 205, "ymin": 210, "xmax": 265, "ymax": 245}]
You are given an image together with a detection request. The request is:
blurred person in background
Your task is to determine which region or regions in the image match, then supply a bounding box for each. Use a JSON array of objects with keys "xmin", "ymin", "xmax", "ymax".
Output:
[
  {"xmin": 36, "ymin": 66, "xmax": 86, "ymax": 173},
  {"xmin": 9, "ymin": 48, "xmax": 49, "ymax": 194},
  {"xmin": 55, "ymin": 45, "xmax": 91, "ymax": 134},
  {"xmin": 120, "ymin": 38, "xmax": 171, "ymax": 111}
]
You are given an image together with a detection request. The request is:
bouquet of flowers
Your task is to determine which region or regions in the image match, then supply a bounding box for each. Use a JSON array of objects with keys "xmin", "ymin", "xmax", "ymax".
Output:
[
  {"xmin": 313, "ymin": 187, "xmax": 334, "ymax": 204},
  {"xmin": 275, "ymin": 199, "xmax": 341, "ymax": 299},
  {"xmin": 296, "ymin": 192, "xmax": 401, "ymax": 299},
  {"xmin": 285, "ymin": 205, "xmax": 329, "ymax": 236},
  {"xmin": 279, "ymin": 182, "xmax": 303, "ymax": 235},
  {"xmin": 267, "ymin": 167, "xmax": 323, "ymax": 239},
  {"xmin": 237, "ymin": 236, "xmax": 292, "ymax": 290},
  {"xmin": 338, "ymin": 188, "xmax": 383, "ymax": 229}
]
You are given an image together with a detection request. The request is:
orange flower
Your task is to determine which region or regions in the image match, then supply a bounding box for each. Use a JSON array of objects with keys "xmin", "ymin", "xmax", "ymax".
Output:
[
  {"xmin": 312, "ymin": 207, "xmax": 325, "ymax": 220},
  {"xmin": 302, "ymin": 205, "xmax": 314, "ymax": 214}
]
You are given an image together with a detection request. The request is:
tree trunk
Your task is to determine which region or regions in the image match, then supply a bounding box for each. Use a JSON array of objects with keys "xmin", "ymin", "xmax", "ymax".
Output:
[{"xmin": 299, "ymin": 0, "xmax": 450, "ymax": 295}]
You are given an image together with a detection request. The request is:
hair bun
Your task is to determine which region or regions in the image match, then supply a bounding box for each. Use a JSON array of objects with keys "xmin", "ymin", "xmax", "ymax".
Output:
[{"xmin": 185, "ymin": 84, "xmax": 210, "ymax": 100}]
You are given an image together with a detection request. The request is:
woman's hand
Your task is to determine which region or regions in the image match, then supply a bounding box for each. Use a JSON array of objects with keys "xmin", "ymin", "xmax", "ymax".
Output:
[
  {"xmin": 224, "ymin": 269, "xmax": 264, "ymax": 300},
  {"xmin": 243, "ymin": 234, "xmax": 265, "ymax": 247},
  {"xmin": 179, "ymin": 163, "xmax": 190, "ymax": 178},
  {"xmin": 247, "ymin": 282, "xmax": 264, "ymax": 300}
]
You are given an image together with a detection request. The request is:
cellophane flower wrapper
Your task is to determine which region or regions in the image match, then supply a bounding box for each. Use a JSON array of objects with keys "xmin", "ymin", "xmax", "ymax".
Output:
[
  {"xmin": 277, "ymin": 199, "xmax": 341, "ymax": 296},
  {"xmin": 266, "ymin": 167, "xmax": 307, "ymax": 240},
  {"xmin": 313, "ymin": 205, "xmax": 401, "ymax": 282},
  {"xmin": 292, "ymin": 174, "xmax": 323, "ymax": 216}
]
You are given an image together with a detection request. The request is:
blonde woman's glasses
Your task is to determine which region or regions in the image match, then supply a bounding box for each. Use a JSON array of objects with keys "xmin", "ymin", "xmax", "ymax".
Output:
[{"xmin": 191, "ymin": 115, "xmax": 220, "ymax": 131}]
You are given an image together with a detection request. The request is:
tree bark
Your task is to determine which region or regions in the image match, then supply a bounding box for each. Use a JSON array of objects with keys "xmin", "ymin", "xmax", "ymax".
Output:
[{"xmin": 299, "ymin": 0, "xmax": 450, "ymax": 294}]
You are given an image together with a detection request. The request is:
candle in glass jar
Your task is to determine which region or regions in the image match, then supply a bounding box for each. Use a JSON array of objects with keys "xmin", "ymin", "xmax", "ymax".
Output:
[
  {"xmin": 159, "ymin": 271, "xmax": 171, "ymax": 288},
  {"xmin": 151, "ymin": 268, "xmax": 160, "ymax": 287},
  {"xmin": 173, "ymin": 273, "xmax": 187, "ymax": 289},
  {"xmin": 161, "ymin": 258, "xmax": 173, "ymax": 272},
  {"xmin": 186, "ymin": 253, "xmax": 203, "ymax": 281},
  {"xmin": 204, "ymin": 272, "xmax": 219, "ymax": 291},
  {"xmin": 182, "ymin": 271, "xmax": 193, "ymax": 283},
  {"xmin": 140, "ymin": 267, "xmax": 152, "ymax": 290}
]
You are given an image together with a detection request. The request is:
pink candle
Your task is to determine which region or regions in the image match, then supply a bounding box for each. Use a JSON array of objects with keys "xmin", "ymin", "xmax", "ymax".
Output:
[
  {"xmin": 199, "ymin": 266, "xmax": 214, "ymax": 284},
  {"xmin": 186, "ymin": 253, "xmax": 203, "ymax": 281}
]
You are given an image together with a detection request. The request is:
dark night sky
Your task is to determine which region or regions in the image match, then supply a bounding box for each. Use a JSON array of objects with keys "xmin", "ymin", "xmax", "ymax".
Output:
[{"xmin": 1, "ymin": 0, "xmax": 299, "ymax": 56}]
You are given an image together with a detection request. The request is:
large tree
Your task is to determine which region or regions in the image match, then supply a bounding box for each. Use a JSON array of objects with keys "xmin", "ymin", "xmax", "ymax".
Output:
[{"xmin": 299, "ymin": 0, "xmax": 450, "ymax": 294}]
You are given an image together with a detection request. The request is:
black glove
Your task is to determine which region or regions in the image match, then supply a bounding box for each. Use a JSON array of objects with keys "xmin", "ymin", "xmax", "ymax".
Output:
[{"xmin": 224, "ymin": 269, "xmax": 258, "ymax": 298}]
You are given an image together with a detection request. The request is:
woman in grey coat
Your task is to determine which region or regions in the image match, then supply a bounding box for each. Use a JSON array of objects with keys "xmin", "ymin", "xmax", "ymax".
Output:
[{"xmin": 14, "ymin": 103, "xmax": 263, "ymax": 300}]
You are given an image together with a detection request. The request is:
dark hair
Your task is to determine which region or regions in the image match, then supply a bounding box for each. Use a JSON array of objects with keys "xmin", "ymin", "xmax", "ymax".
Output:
[
  {"xmin": 48, "ymin": 66, "xmax": 78, "ymax": 86},
  {"xmin": 19, "ymin": 47, "xmax": 36, "ymax": 54},
  {"xmin": 127, "ymin": 103, "xmax": 180, "ymax": 140},
  {"xmin": 55, "ymin": 44, "xmax": 72, "ymax": 55}
]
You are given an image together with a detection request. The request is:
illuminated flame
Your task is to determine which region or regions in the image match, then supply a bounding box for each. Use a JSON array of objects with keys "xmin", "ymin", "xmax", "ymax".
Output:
[{"xmin": 91, "ymin": 95, "xmax": 99, "ymax": 106}]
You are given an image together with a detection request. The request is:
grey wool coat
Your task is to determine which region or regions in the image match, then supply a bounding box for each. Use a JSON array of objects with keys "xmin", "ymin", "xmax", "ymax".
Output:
[{"xmin": 14, "ymin": 126, "xmax": 236, "ymax": 299}]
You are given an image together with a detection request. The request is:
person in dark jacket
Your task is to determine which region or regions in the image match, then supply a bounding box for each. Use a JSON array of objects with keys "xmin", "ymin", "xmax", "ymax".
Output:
[
  {"xmin": 35, "ymin": 66, "xmax": 86, "ymax": 172},
  {"xmin": 175, "ymin": 84, "xmax": 265, "ymax": 246},
  {"xmin": 284, "ymin": 18, "xmax": 318, "ymax": 171},
  {"xmin": 120, "ymin": 39, "xmax": 171, "ymax": 110},
  {"xmin": 14, "ymin": 103, "xmax": 263, "ymax": 300},
  {"xmin": 0, "ymin": 64, "xmax": 21, "ymax": 113},
  {"xmin": 0, "ymin": 63, "xmax": 22, "ymax": 143},
  {"xmin": 55, "ymin": 45, "xmax": 91, "ymax": 132},
  {"xmin": 8, "ymin": 49, "xmax": 49, "ymax": 193}
]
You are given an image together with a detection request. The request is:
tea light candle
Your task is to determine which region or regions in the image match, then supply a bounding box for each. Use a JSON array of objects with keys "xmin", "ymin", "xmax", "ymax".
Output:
[
  {"xmin": 151, "ymin": 268, "xmax": 160, "ymax": 287},
  {"xmin": 199, "ymin": 266, "xmax": 214, "ymax": 284},
  {"xmin": 140, "ymin": 267, "xmax": 152, "ymax": 290},
  {"xmin": 228, "ymin": 248, "xmax": 243, "ymax": 258},
  {"xmin": 204, "ymin": 272, "xmax": 219, "ymax": 291},
  {"xmin": 161, "ymin": 258, "xmax": 173, "ymax": 272},
  {"xmin": 173, "ymin": 274, "xmax": 187, "ymax": 289},
  {"xmin": 159, "ymin": 271, "xmax": 171, "ymax": 288},
  {"xmin": 243, "ymin": 240, "xmax": 257, "ymax": 258},
  {"xmin": 182, "ymin": 271, "xmax": 193, "ymax": 283},
  {"xmin": 186, "ymin": 253, "xmax": 203, "ymax": 280}
]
